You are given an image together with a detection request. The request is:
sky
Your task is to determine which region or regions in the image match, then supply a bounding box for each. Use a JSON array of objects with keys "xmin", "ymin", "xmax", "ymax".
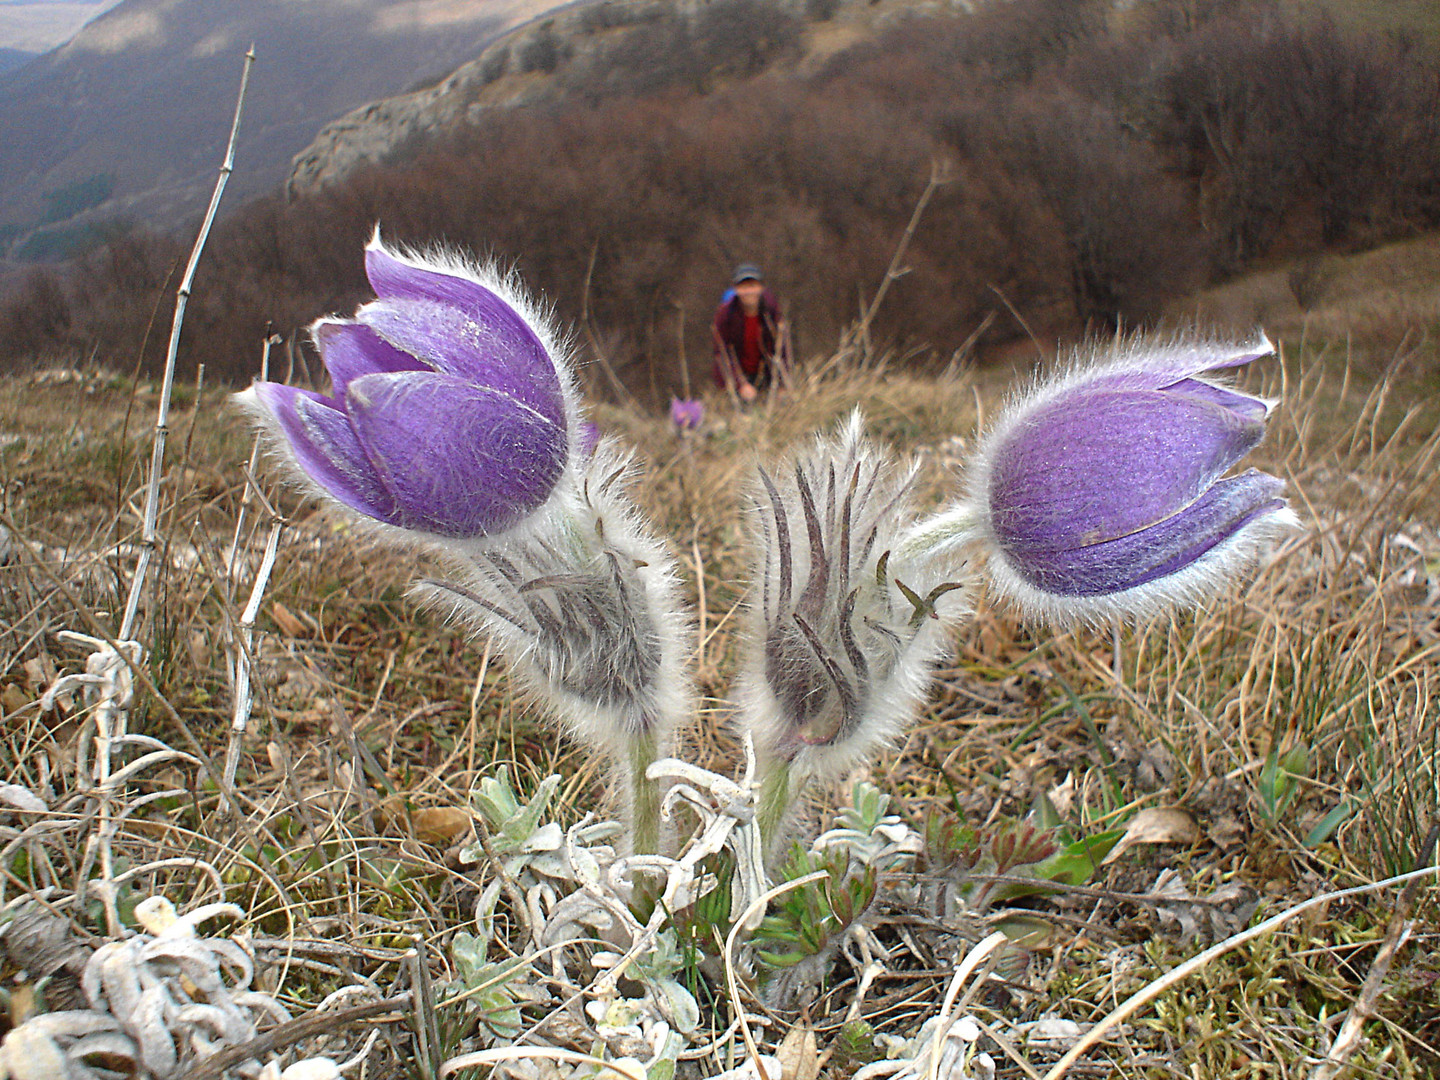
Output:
[{"xmin": 0, "ymin": 0, "xmax": 124, "ymax": 54}]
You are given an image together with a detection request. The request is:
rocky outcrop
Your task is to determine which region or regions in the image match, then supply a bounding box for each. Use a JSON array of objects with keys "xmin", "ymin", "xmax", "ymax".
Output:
[{"xmin": 286, "ymin": 0, "xmax": 970, "ymax": 198}]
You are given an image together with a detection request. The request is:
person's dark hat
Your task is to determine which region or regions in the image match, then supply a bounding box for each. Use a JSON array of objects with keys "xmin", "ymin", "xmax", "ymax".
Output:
[{"xmin": 732, "ymin": 263, "xmax": 763, "ymax": 284}]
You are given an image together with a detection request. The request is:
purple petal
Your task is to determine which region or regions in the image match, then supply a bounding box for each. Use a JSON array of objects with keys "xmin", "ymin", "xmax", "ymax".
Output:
[
  {"xmin": 364, "ymin": 243, "xmax": 554, "ymax": 383},
  {"xmin": 314, "ymin": 320, "xmax": 430, "ymax": 399},
  {"xmin": 344, "ymin": 370, "xmax": 566, "ymax": 538},
  {"xmin": 1163, "ymin": 377, "xmax": 1272, "ymax": 421},
  {"xmin": 1000, "ymin": 471, "xmax": 1286, "ymax": 596},
  {"xmin": 989, "ymin": 389, "xmax": 1265, "ymax": 554},
  {"xmin": 250, "ymin": 382, "xmax": 396, "ymax": 522},
  {"xmin": 1078, "ymin": 339, "xmax": 1274, "ymax": 397},
  {"xmin": 359, "ymin": 299, "xmax": 564, "ymax": 427}
]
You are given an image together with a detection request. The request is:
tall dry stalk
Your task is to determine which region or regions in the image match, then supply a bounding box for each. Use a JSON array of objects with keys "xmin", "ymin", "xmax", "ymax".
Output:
[
  {"xmin": 74, "ymin": 48, "xmax": 255, "ymax": 936},
  {"xmin": 222, "ymin": 330, "xmax": 285, "ymax": 807}
]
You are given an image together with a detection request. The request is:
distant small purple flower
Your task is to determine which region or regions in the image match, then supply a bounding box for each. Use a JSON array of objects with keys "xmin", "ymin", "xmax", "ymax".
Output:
[
  {"xmin": 966, "ymin": 334, "xmax": 1296, "ymax": 621},
  {"xmin": 237, "ymin": 233, "xmax": 574, "ymax": 540},
  {"xmin": 670, "ymin": 397, "xmax": 705, "ymax": 431}
]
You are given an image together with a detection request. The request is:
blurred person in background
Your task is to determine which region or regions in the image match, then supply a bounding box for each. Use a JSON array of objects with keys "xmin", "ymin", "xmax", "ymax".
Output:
[{"xmin": 712, "ymin": 263, "xmax": 790, "ymax": 403}]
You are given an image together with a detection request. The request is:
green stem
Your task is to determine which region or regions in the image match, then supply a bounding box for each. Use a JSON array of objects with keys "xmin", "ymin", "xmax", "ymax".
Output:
[
  {"xmin": 628, "ymin": 730, "xmax": 661, "ymax": 856},
  {"xmin": 757, "ymin": 756, "xmax": 795, "ymax": 857}
]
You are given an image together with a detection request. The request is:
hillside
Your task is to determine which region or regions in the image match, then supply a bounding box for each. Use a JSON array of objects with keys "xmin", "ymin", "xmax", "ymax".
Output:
[
  {"xmin": 0, "ymin": 44, "xmax": 31, "ymax": 74},
  {"xmin": 0, "ymin": 0, "xmax": 121, "ymax": 54},
  {"xmin": 0, "ymin": 0, "xmax": 567, "ymax": 258},
  {"xmin": 287, "ymin": 0, "xmax": 970, "ymax": 197},
  {"xmin": 2, "ymin": 0, "xmax": 1439, "ymax": 395},
  {"xmin": 1172, "ymin": 232, "xmax": 1440, "ymax": 355}
]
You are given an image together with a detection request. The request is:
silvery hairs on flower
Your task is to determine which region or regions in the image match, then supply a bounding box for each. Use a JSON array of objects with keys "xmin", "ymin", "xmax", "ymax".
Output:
[
  {"xmin": 923, "ymin": 332, "xmax": 1298, "ymax": 626},
  {"xmin": 414, "ymin": 437, "xmax": 693, "ymax": 762},
  {"xmin": 736, "ymin": 412, "xmax": 970, "ymax": 792}
]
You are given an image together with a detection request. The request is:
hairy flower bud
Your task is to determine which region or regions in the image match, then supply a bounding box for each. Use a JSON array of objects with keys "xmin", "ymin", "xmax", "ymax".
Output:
[
  {"xmin": 416, "ymin": 443, "xmax": 690, "ymax": 753},
  {"xmin": 237, "ymin": 232, "xmax": 578, "ymax": 541},
  {"xmin": 737, "ymin": 413, "xmax": 968, "ymax": 793},
  {"xmin": 416, "ymin": 440, "xmax": 694, "ymax": 852},
  {"xmin": 957, "ymin": 333, "xmax": 1296, "ymax": 623}
]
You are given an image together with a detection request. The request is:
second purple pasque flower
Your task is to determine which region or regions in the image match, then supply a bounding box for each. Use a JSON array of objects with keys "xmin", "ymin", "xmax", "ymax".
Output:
[
  {"xmin": 238, "ymin": 233, "xmax": 576, "ymax": 540},
  {"xmin": 963, "ymin": 334, "xmax": 1296, "ymax": 621}
]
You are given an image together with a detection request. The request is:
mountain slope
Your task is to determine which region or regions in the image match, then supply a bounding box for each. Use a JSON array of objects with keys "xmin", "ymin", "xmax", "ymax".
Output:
[
  {"xmin": 0, "ymin": 0, "xmax": 566, "ymax": 252},
  {"xmin": 0, "ymin": 1, "xmax": 122, "ymax": 53},
  {"xmin": 0, "ymin": 45, "xmax": 34, "ymax": 74},
  {"xmin": 287, "ymin": 0, "xmax": 965, "ymax": 196}
]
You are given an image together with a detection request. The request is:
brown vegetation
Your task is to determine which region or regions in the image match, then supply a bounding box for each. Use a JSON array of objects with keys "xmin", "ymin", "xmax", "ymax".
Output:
[{"xmin": 2, "ymin": 0, "xmax": 1439, "ymax": 399}]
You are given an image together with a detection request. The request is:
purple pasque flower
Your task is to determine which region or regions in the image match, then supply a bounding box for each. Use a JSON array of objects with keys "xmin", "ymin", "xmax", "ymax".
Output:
[
  {"xmin": 238, "ymin": 233, "xmax": 575, "ymax": 540},
  {"xmin": 966, "ymin": 334, "xmax": 1296, "ymax": 622},
  {"xmin": 670, "ymin": 397, "xmax": 704, "ymax": 431}
]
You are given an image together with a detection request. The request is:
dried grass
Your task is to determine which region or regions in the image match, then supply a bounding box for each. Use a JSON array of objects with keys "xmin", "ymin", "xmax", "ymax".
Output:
[{"xmin": 0, "ymin": 337, "xmax": 1437, "ymax": 1078}]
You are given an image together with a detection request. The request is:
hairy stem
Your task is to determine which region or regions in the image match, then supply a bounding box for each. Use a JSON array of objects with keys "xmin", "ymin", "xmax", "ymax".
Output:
[
  {"xmin": 628, "ymin": 728, "xmax": 662, "ymax": 856},
  {"xmin": 757, "ymin": 756, "xmax": 795, "ymax": 858}
]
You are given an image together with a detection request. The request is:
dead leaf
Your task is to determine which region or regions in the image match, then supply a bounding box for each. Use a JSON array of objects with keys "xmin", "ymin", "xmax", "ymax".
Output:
[
  {"xmin": 1046, "ymin": 772, "xmax": 1076, "ymax": 819},
  {"xmin": 775, "ymin": 1019, "xmax": 820, "ymax": 1080},
  {"xmin": 187, "ymin": 630, "xmax": 211, "ymax": 670},
  {"xmin": 22, "ymin": 656, "xmax": 55, "ymax": 693},
  {"xmin": 271, "ymin": 601, "xmax": 309, "ymax": 638},
  {"xmin": 995, "ymin": 913, "xmax": 1054, "ymax": 951},
  {"xmin": 1147, "ymin": 869, "xmax": 1258, "ymax": 946},
  {"xmin": 1102, "ymin": 807, "xmax": 1199, "ymax": 865},
  {"xmin": 8, "ymin": 982, "xmax": 38, "ymax": 1027},
  {"xmin": 2, "ymin": 683, "xmax": 27, "ymax": 715},
  {"xmin": 410, "ymin": 807, "xmax": 474, "ymax": 846}
]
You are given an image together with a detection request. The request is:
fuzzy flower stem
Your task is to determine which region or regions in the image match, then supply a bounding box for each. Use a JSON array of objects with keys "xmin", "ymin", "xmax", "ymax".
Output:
[
  {"xmin": 629, "ymin": 728, "xmax": 663, "ymax": 856},
  {"xmin": 756, "ymin": 756, "xmax": 794, "ymax": 856}
]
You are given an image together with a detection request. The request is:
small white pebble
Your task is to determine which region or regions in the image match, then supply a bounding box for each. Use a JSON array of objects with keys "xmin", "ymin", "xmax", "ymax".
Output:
[
  {"xmin": 950, "ymin": 1017, "xmax": 981, "ymax": 1042},
  {"xmin": 281, "ymin": 1058, "xmax": 342, "ymax": 1080}
]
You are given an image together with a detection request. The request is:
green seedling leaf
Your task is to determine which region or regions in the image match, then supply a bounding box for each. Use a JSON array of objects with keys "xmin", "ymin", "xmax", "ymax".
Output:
[
  {"xmin": 651, "ymin": 976, "xmax": 701, "ymax": 1034},
  {"xmin": 1031, "ymin": 789, "xmax": 1063, "ymax": 831},
  {"xmin": 1035, "ymin": 828, "xmax": 1124, "ymax": 884},
  {"xmin": 1055, "ymin": 678, "xmax": 1124, "ymax": 812},
  {"xmin": 1259, "ymin": 744, "xmax": 1310, "ymax": 820},
  {"xmin": 982, "ymin": 828, "xmax": 1126, "ymax": 903},
  {"xmin": 755, "ymin": 947, "xmax": 812, "ymax": 968},
  {"xmin": 1305, "ymin": 799, "xmax": 1355, "ymax": 848}
]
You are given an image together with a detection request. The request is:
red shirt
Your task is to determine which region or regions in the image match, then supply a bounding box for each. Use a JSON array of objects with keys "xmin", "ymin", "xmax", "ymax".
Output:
[{"xmin": 739, "ymin": 313, "xmax": 764, "ymax": 379}]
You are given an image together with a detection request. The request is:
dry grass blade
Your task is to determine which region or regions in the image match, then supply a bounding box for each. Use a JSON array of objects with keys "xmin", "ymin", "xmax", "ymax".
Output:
[
  {"xmin": 726, "ymin": 870, "xmax": 832, "ymax": 1080},
  {"xmin": 440, "ymin": 1045, "xmax": 648, "ymax": 1080},
  {"xmin": 1040, "ymin": 865, "xmax": 1440, "ymax": 1080}
]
